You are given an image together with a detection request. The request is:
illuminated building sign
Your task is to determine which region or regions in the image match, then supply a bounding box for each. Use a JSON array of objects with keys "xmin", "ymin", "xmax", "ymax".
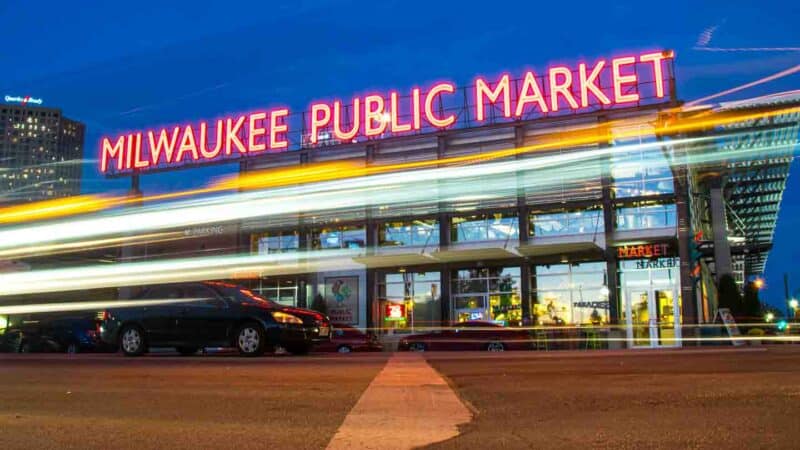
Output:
[
  {"xmin": 4, "ymin": 95, "xmax": 43, "ymax": 106},
  {"xmin": 100, "ymin": 50, "xmax": 674, "ymax": 175},
  {"xmin": 385, "ymin": 303, "xmax": 406, "ymax": 321},
  {"xmin": 617, "ymin": 243, "xmax": 674, "ymax": 259}
]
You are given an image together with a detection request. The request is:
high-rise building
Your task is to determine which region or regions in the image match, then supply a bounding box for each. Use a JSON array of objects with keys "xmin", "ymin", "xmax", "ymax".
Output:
[{"xmin": 0, "ymin": 100, "xmax": 84, "ymax": 205}]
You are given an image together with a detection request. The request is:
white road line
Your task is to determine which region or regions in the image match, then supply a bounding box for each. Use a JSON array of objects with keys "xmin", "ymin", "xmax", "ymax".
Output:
[{"xmin": 326, "ymin": 353, "xmax": 472, "ymax": 450}]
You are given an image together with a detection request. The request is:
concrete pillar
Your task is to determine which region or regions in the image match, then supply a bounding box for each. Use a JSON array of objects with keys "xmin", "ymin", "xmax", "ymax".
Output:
[
  {"xmin": 118, "ymin": 175, "xmax": 143, "ymax": 300},
  {"xmin": 709, "ymin": 178, "xmax": 732, "ymax": 280},
  {"xmin": 599, "ymin": 125, "xmax": 619, "ymax": 325},
  {"xmin": 674, "ymin": 165, "xmax": 698, "ymax": 326}
]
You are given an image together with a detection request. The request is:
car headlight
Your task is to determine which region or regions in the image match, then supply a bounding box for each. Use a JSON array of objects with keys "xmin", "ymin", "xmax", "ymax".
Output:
[{"xmin": 272, "ymin": 311, "xmax": 304, "ymax": 325}]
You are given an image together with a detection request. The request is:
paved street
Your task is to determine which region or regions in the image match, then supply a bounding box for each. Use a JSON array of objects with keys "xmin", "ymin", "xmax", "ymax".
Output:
[
  {"xmin": 0, "ymin": 353, "xmax": 388, "ymax": 450},
  {"xmin": 2, "ymin": 348, "xmax": 800, "ymax": 449},
  {"xmin": 423, "ymin": 347, "xmax": 800, "ymax": 449}
]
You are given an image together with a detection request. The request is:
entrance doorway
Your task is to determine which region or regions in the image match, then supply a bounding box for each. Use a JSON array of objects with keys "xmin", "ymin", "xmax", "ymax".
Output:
[{"xmin": 624, "ymin": 286, "xmax": 680, "ymax": 348}]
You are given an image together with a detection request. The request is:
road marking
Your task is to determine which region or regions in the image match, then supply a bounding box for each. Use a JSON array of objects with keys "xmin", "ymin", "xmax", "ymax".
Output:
[{"xmin": 326, "ymin": 353, "xmax": 472, "ymax": 450}]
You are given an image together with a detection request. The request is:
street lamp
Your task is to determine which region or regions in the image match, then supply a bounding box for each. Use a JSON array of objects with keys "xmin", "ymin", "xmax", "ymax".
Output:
[
  {"xmin": 753, "ymin": 278, "xmax": 765, "ymax": 289},
  {"xmin": 765, "ymin": 312, "xmax": 775, "ymax": 322}
]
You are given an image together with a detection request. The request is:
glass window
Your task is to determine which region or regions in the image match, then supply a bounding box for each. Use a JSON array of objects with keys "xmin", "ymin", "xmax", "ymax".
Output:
[
  {"xmin": 246, "ymin": 277, "xmax": 299, "ymax": 306},
  {"xmin": 611, "ymin": 130, "xmax": 674, "ymax": 198},
  {"xmin": 138, "ymin": 286, "xmax": 182, "ymax": 300},
  {"xmin": 531, "ymin": 208, "xmax": 604, "ymax": 237},
  {"xmin": 615, "ymin": 203, "xmax": 676, "ymax": 230},
  {"xmin": 379, "ymin": 272, "xmax": 441, "ymax": 330},
  {"xmin": 451, "ymin": 212, "xmax": 518, "ymax": 243},
  {"xmin": 451, "ymin": 267, "xmax": 522, "ymax": 326},
  {"xmin": 255, "ymin": 231, "xmax": 299, "ymax": 254},
  {"xmin": 380, "ymin": 220, "xmax": 439, "ymax": 247},
  {"xmin": 533, "ymin": 262, "xmax": 608, "ymax": 326},
  {"xmin": 312, "ymin": 225, "xmax": 366, "ymax": 249},
  {"xmin": 182, "ymin": 285, "xmax": 225, "ymax": 308}
]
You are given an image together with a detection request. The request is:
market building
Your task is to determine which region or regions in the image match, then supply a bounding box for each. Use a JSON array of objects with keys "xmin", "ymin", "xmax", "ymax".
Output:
[{"xmin": 103, "ymin": 51, "xmax": 800, "ymax": 349}]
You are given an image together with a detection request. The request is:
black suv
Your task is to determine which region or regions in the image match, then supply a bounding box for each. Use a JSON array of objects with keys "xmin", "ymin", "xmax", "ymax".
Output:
[{"xmin": 98, "ymin": 282, "xmax": 331, "ymax": 356}]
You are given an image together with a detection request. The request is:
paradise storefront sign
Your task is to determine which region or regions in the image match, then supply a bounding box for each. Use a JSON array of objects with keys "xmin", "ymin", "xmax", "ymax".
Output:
[{"xmin": 100, "ymin": 50, "xmax": 674, "ymax": 175}]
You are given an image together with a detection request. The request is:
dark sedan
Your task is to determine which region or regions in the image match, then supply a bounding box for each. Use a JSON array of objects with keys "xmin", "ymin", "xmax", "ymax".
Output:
[
  {"xmin": 98, "ymin": 282, "xmax": 331, "ymax": 356},
  {"xmin": 398, "ymin": 321, "xmax": 533, "ymax": 352},
  {"xmin": 0, "ymin": 313, "xmax": 109, "ymax": 353},
  {"xmin": 315, "ymin": 325, "xmax": 383, "ymax": 353}
]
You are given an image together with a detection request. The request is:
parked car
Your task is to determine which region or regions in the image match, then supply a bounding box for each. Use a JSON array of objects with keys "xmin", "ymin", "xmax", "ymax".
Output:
[
  {"xmin": 98, "ymin": 282, "xmax": 331, "ymax": 357},
  {"xmin": 315, "ymin": 324, "xmax": 383, "ymax": 353},
  {"xmin": 0, "ymin": 313, "xmax": 108, "ymax": 353},
  {"xmin": 397, "ymin": 321, "xmax": 533, "ymax": 352}
]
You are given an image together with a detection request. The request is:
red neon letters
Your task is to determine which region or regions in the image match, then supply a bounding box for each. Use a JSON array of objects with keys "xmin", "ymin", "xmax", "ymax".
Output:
[
  {"xmin": 101, "ymin": 110, "xmax": 289, "ymax": 173},
  {"xmin": 100, "ymin": 50, "xmax": 673, "ymax": 173}
]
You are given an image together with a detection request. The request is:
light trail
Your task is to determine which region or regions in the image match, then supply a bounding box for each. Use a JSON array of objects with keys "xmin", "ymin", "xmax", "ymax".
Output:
[
  {"xmin": 0, "ymin": 133, "xmax": 793, "ymax": 296},
  {"xmin": 0, "ymin": 128, "xmax": 795, "ymax": 261},
  {"xmin": 0, "ymin": 135, "xmax": 716, "ymax": 258},
  {"xmin": 685, "ymin": 65, "xmax": 800, "ymax": 107},
  {"xmin": 2, "ymin": 103, "xmax": 799, "ymax": 225},
  {"xmin": 0, "ymin": 298, "xmax": 206, "ymax": 315}
]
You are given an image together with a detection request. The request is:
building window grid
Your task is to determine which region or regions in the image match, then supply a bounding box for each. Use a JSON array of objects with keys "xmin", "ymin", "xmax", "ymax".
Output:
[
  {"xmin": 312, "ymin": 224, "xmax": 366, "ymax": 249},
  {"xmin": 533, "ymin": 263, "xmax": 609, "ymax": 326},
  {"xmin": 612, "ymin": 130, "xmax": 674, "ymax": 198},
  {"xmin": 255, "ymin": 231, "xmax": 299, "ymax": 254},
  {"xmin": 615, "ymin": 203, "xmax": 677, "ymax": 230},
  {"xmin": 451, "ymin": 212, "xmax": 519, "ymax": 243},
  {"xmin": 380, "ymin": 220, "xmax": 439, "ymax": 247},
  {"xmin": 451, "ymin": 267, "xmax": 522, "ymax": 326},
  {"xmin": 530, "ymin": 208, "xmax": 604, "ymax": 237}
]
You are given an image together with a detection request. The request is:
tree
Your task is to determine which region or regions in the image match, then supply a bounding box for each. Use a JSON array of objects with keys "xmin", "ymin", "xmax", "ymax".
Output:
[
  {"xmin": 717, "ymin": 274, "xmax": 743, "ymax": 318},
  {"xmin": 310, "ymin": 293, "xmax": 328, "ymax": 315},
  {"xmin": 741, "ymin": 281, "xmax": 762, "ymax": 322}
]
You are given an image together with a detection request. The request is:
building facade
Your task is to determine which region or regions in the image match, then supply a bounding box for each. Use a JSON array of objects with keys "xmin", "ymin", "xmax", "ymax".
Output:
[
  {"xmin": 235, "ymin": 99, "xmax": 703, "ymax": 349},
  {"xmin": 0, "ymin": 101, "xmax": 84, "ymax": 205}
]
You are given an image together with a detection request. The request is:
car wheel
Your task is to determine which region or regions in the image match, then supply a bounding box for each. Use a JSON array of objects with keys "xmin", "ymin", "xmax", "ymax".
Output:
[
  {"xmin": 486, "ymin": 342, "xmax": 505, "ymax": 352},
  {"xmin": 176, "ymin": 346, "xmax": 199, "ymax": 356},
  {"xmin": 66, "ymin": 342, "xmax": 79, "ymax": 354},
  {"xmin": 120, "ymin": 325, "xmax": 147, "ymax": 356},
  {"xmin": 408, "ymin": 342, "xmax": 426, "ymax": 352},
  {"xmin": 236, "ymin": 323, "xmax": 266, "ymax": 357},
  {"xmin": 337, "ymin": 345, "xmax": 352, "ymax": 354}
]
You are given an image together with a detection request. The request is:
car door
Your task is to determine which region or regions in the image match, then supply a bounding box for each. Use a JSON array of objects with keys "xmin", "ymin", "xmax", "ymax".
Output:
[
  {"xmin": 174, "ymin": 284, "xmax": 232, "ymax": 347},
  {"xmin": 137, "ymin": 286, "xmax": 183, "ymax": 345}
]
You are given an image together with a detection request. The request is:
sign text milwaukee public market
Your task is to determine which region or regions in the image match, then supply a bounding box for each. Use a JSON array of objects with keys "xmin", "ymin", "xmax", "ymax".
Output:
[{"xmin": 100, "ymin": 51, "xmax": 673, "ymax": 174}]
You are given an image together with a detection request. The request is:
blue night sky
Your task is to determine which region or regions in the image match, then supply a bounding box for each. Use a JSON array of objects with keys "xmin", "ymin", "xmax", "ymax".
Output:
[{"xmin": 2, "ymin": 1, "xmax": 799, "ymax": 308}]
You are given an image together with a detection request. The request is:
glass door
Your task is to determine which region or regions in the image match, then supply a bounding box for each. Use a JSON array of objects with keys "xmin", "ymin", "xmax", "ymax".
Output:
[
  {"xmin": 653, "ymin": 288, "xmax": 680, "ymax": 347},
  {"xmin": 625, "ymin": 288, "xmax": 652, "ymax": 348},
  {"xmin": 625, "ymin": 287, "xmax": 681, "ymax": 348}
]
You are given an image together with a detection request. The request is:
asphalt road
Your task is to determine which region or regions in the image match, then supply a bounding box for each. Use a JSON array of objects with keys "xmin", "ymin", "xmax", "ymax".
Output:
[
  {"xmin": 0, "ymin": 353, "xmax": 389, "ymax": 450},
  {"xmin": 3, "ymin": 348, "xmax": 800, "ymax": 449},
  {"xmin": 423, "ymin": 347, "xmax": 800, "ymax": 449}
]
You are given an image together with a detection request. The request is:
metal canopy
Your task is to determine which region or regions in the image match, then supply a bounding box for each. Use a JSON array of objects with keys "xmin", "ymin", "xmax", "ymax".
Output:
[{"xmin": 715, "ymin": 93, "xmax": 800, "ymax": 275}]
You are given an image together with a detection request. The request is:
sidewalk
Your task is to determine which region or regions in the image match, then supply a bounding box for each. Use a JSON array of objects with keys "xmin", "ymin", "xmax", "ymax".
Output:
[{"xmin": 326, "ymin": 353, "xmax": 472, "ymax": 450}]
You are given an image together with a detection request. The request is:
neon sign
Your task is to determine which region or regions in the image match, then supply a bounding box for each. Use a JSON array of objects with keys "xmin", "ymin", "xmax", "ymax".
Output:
[
  {"xmin": 4, "ymin": 95, "xmax": 43, "ymax": 106},
  {"xmin": 617, "ymin": 243, "xmax": 673, "ymax": 259},
  {"xmin": 385, "ymin": 303, "xmax": 406, "ymax": 321},
  {"xmin": 100, "ymin": 50, "xmax": 674, "ymax": 174}
]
